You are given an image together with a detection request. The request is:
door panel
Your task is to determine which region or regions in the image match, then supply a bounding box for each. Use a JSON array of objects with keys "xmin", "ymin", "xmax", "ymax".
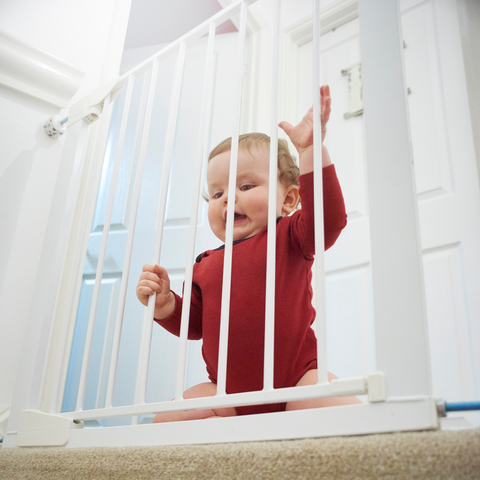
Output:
[
  {"xmin": 403, "ymin": 2, "xmax": 452, "ymax": 198},
  {"xmin": 325, "ymin": 265, "xmax": 374, "ymax": 379},
  {"xmin": 423, "ymin": 245, "xmax": 471, "ymax": 401}
]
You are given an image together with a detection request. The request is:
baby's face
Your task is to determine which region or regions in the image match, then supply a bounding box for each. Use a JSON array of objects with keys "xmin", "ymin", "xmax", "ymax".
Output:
[{"xmin": 206, "ymin": 147, "xmax": 287, "ymax": 242}]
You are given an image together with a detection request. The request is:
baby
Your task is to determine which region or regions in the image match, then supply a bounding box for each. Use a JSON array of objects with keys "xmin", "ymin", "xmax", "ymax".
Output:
[{"xmin": 136, "ymin": 86, "xmax": 361, "ymax": 422}]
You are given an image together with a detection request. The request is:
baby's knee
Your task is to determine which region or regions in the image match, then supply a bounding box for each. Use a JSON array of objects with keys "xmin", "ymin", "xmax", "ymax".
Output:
[
  {"xmin": 153, "ymin": 407, "xmax": 235, "ymax": 423},
  {"xmin": 152, "ymin": 411, "xmax": 176, "ymax": 423},
  {"xmin": 151, "ymin": 381, "xmax": 236, "ymax": 422},
  {"xmin": 152, "ymin": 410, "xmax": 206, "ymax": 423}
]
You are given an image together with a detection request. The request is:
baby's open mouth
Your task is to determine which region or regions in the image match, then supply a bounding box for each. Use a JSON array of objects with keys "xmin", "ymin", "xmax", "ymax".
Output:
[
  {"xmin": 234, "ymin": 213, "xmax": 247, "ymax": 222},
  {"xmin": 224, "ymin": 212, "xmax": 247, "ymax": 223}
]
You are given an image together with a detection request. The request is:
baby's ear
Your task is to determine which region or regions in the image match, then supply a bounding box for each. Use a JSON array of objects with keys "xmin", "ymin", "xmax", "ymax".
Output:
[{"xmin": 282, "ymin": 185, "xmax": 300, "ymax": 214}]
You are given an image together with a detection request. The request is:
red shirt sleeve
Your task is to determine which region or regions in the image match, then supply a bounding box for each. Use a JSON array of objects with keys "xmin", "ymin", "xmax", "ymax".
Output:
[
  {"xmin": 289, "ymin": 164, "xmax": 347, "ymax": 256},
  {"xmin": 154, "ymin": 284, "xmax": 203, "ymax": 340}
]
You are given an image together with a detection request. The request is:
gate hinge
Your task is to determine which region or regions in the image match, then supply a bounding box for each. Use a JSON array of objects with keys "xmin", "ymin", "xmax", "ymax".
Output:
[
  {"xmin": 17, "ymin": 410, "xmax": 83, "ymax": 447},
  {"xmin": 341, "ymin": 62, "xmax": 363, "ymax": 119}
]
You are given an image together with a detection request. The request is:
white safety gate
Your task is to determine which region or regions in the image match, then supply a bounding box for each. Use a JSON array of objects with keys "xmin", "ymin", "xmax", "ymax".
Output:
[{"xmin": 4, "ymin": 0, "xmax": 440, "ymax": 449}]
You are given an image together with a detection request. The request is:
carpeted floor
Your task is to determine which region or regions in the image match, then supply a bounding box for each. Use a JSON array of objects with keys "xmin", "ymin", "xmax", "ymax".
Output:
[{"xmin": 1, "ymin": 428, "xmax": 479, "ymax": 479}]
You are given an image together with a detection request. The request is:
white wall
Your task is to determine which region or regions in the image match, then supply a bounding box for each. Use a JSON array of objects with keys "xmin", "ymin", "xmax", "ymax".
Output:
[{"xmin": 0, "ymin": 0, "xmax": 130, "ymax": 415}]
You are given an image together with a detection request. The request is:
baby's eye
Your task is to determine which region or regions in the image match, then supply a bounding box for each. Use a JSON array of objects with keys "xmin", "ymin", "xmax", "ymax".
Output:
[
  {"xmin": 240, "ymin": 184, "xmax": 255, "ymax": 191},
  {"xmin": 212, "ymin": 191, "xmax": 223, "ymax": 199}
]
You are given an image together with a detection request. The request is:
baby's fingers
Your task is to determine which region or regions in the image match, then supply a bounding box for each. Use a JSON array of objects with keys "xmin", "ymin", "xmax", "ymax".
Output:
[
  {"xmin": 142, "ymin": 264, "xmax": 156, "ymax": 272},
  {"xmin": 278, "ymin": 120, "xmax": 294, "ymax": 138},
  {"xmin": 153, "ymin": 264, "xmax": 170, "ymax": 280},
  {"xmin": 320, "ymin": 86, "xmax": 331, "ymax": 121},
  {"xmin": 136, "ymin": 285, "xmax": 156, "ymax": 299},
  {"xmin": 136, "ymin": 280, "xmax": 157, "ymax": 306},
  {"xmin": 320, "ymin": 84, "xmax": 331, "ymax": 102},
  {"xmin": 138, "ymin": 276, "xmax": 161, "ymax": 292}
]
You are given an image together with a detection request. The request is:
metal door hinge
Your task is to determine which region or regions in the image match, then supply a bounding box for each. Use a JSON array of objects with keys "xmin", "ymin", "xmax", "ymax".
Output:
[{"xmin": 341, "ymin": 62, "xmax": 363, "ymax": 119}]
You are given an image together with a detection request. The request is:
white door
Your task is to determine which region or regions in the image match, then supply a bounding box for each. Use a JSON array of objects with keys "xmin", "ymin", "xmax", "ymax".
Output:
[
  {"xmin": 62, "ymin": 32, "xmax": 245, "ymax": 426},
  {"xmin": 296, "ymin": 0, "xmax": 480, "ymax": 425}
]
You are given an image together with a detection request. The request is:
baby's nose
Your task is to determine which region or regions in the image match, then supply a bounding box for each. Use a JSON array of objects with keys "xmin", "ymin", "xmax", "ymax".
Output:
[{"xmin": 223, "ymin": 190, "xmax": 238, "ymax": 204}]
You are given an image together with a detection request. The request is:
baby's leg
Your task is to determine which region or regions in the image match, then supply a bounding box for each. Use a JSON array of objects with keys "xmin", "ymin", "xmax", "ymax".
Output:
[
  {"xmin": 153, "ymin": 382, "xmax": 237, "ymax": 423},
  {"xmin": 285, "ymin": 370, "xmax": 362, "ymax": 412}
]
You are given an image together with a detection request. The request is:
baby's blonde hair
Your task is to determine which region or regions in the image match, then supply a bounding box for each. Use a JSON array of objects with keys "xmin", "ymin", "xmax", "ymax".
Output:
[{"xmin": 208, "ymin": 133, "xmax": 300, "ymax": 188}]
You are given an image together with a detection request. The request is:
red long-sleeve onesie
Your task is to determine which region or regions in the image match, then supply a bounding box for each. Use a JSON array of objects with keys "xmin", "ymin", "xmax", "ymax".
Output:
[{"xmin": 155, "ymin": 166, "xmax": 347, "ymax": 415}]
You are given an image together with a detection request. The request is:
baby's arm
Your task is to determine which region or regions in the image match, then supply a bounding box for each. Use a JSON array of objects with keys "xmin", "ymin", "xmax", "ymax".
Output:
[
  {"xmin": 279, "ymin": 85, "xmax": 332, "ymax": 174},
  {"xmin": 136, "ymin": 264, "xmax": 176, "ymax": 320}
]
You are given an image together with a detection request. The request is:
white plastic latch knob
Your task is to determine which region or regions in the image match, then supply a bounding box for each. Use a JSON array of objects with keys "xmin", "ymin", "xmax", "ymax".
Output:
[
  {"xmin": 368, "ymin": 372, "xmax": 386, "ymax": 403},
  {"xmin": 330, "ymin": 376, "xmax": 367, "ymax": 396},
  {"xmin": 44, "ymin": 115, "xmax": 67, "ymax": 138},
  {"xmin": 82, "ymin": 103, "xmax": 103, "ymax": 124}
]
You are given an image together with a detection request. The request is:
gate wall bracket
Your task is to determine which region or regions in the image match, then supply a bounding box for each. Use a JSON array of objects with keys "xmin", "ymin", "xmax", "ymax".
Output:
[{"xmin": 17, "ymin": 410, "xmax": 83, "ymax": 447}]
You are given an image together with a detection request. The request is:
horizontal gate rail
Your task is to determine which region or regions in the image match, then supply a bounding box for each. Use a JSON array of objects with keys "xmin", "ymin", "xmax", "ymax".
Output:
[{"xmin": 62, "ymin": 377, "xmax": 369, "ymax": 421}]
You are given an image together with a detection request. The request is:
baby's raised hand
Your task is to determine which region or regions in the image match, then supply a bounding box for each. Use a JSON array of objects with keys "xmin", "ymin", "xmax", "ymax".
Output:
[
  {"xmin": 279, "ymin": 85, "xmax": 331, "ymax": 154},
  {"xmin": 136, "ymin": 264, "xmax": 176, "ymax": 319}
]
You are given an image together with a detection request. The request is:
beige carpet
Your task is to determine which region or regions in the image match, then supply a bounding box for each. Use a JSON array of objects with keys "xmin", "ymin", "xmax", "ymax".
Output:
[{"xmin": 1, "ymin": 429, "xmax": 479, "ymax": 479}]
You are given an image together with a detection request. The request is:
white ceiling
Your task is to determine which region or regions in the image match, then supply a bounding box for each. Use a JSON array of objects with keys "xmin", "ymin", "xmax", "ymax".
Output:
[{"xmin": 123, "ymin": 0, "xmax": 237, "ymax": 50}]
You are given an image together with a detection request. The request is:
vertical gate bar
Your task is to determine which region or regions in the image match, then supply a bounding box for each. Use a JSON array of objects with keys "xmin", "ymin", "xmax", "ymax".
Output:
[
  {"xmin": 312, "ymin": 0, "xmax": 328, "ymax": 385},
  {"xmin": 136, "ymin": 43, "xmax": 187, "ymax": 404},
  {"xmin": 50, "ymin": 99, "xmax": 115, "ymax": 413},
  {"xmin": 127, "ymin": 71, "xmax": 155, "ymax": 423},
  {"xmin": 75, "ymin": 93, "xmax": 120, "ymax": 411},
  {"xmin": 45, "ymin": 124, "xmax": 93, "ymax": 413},
  {"xmin": 358, "ymin": 0, "xmax": 431, "ymax": 397},
  {"xmin": 216, "ymin": 1, "xmax": 248, "ymax": 397},
  {"xmin": 104, "ymin": 72, "xmax": 151, "ymax": 408},
  {"xmin": 198, "ymin": 26, "xmax": 217, "ymax": 214},
  {"xmin": 175, "ymin": 24, "xmax": 217, "ymax": 400},
  {"xmin": 263, "ymin": 0, "xmax": 281, "ymax": 393}
]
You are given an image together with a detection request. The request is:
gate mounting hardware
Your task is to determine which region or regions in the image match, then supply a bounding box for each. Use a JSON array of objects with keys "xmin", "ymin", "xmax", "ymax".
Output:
[
  {"xmin": 17, "ymin": 410, "xmax": 83, "ymax": 447},
  {"xmin": 44, "ymin": 78, "xmax": 123, "ymax": 138}
]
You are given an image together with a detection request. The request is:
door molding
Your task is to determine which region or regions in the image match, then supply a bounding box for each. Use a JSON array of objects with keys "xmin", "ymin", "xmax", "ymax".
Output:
[{"xmin": 283, "ymin": 0, "xmax": 359, "ymax": 46}]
